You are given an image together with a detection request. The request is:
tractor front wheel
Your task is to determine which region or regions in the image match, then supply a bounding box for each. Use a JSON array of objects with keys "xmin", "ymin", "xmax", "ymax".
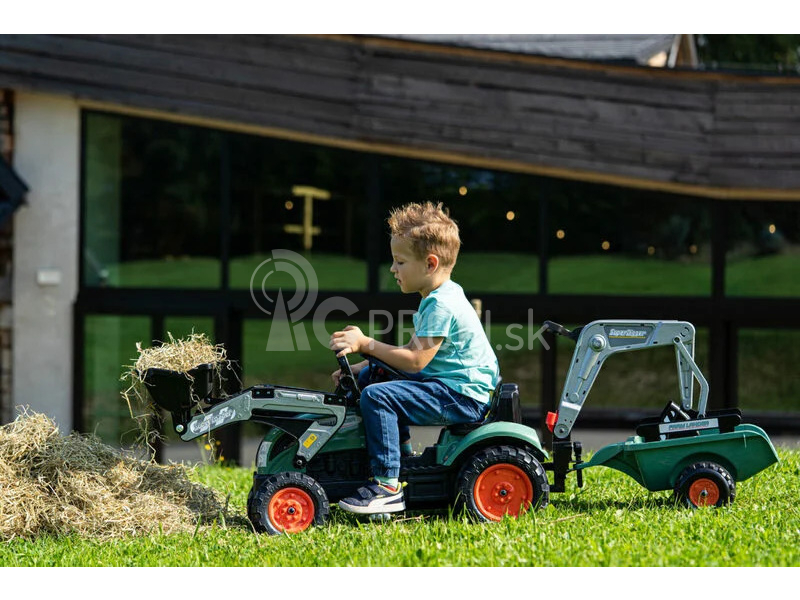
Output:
[
  {"xmin": 248, "ymin": 472, "xmax": 330, "ymax": 534},
  {"xmin": 455, "ymin": 445, "xmax": 549, "ymax": 522},
  {"xmin": 674, "ymin": 462, "xmax": 736, "ymax": 509}
]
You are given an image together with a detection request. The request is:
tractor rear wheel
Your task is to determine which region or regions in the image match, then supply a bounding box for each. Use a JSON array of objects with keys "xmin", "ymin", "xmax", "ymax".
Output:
[
  {"xmin": 674, "ymin": 462, "xmax": 735, "ymax": 508},
  {"xmin": 248, "ymin": 472, "xmax": 330, "ymax": 534},
  {"xmin": 455, "ymin": 445, "xmax": 549, "ymax": 522}
]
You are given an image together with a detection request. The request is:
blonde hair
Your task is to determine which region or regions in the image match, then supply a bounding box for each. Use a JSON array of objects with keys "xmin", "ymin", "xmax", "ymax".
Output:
[{"xmin": 388, "ymin": 202, "xmax": 460, "ymax": 269}]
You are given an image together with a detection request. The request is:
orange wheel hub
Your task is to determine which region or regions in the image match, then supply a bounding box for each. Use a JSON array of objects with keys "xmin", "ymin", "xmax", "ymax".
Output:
[
  {"xmin": 473, "ymin": 464, "xmax": 534, "ymax": 521},
  {"xmin": 268, "ymin": 487, "xmax": 315, "ymax": 533},
  {"xmin": 688, "ymin": 478, "xmax": 720, "ymax": 507}
]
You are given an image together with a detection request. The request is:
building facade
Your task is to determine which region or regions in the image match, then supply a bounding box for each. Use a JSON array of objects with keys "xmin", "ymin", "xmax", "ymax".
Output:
[{"xmin": 0, "ymin": 35, "xmax": 798, "ymax": 459}]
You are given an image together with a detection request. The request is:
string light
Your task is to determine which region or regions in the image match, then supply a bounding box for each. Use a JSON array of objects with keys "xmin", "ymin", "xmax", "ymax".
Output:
[
  {"xmin": 556, "ymin": 229, "xmax": 566, "ymax": 239},
  {"xmin": 285, "ymin": 200, "xmax": 294, "ymax": 210},
  {"xmin": 506, "ymin": 211, "xmax": 515, "ymax": 221},
  {"xmin": 601, "ymin": 240, "xmax": 610, "ymax": 251},
  {"xmin": 459, "ymin": 186, "xmax": 468, "ymax": 196}
]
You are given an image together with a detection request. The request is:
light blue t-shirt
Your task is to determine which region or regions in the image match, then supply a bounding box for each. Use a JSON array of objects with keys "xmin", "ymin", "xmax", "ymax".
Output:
[{"xmin": 413, "ymin": 280, "xmax": 499, "ymax": 404}]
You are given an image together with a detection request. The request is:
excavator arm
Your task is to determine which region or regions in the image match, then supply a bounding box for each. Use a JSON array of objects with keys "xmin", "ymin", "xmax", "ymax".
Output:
[{"xmin": 545, "ymin": 320, "xmax": 708, "ymax": 440}]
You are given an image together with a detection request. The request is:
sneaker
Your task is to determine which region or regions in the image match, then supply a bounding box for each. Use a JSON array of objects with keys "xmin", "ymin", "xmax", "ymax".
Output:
[{"xmin": 338, "ymin": 480, "xmax": 405, "ymax": 515}]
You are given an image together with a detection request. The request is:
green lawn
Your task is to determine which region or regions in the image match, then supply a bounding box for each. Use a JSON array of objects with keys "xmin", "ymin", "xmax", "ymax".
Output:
[{"xmin": 2, "ymin": 448, "xmax": 797, "ymax": 567}]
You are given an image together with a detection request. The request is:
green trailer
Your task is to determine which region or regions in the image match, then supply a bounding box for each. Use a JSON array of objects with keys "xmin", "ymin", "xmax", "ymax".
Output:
[{"xmin": 576, "ymin": 424, "xmax": 777, "ymax": 506}]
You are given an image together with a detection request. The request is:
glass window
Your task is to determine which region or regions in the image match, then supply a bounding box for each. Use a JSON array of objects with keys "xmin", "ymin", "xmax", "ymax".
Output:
[
  {"xmin": 242, "ymin": 318, "xmax": 372, "ymax": 392},
  {"xmin": 83, "ymin": 315, "xmax": 150, "ymax": 446},
  {"xmin": 83, "ymin": 112, "xmax": 222, "ymax": 288},
  {"xmin": 738, "ymin": 328, "xmax": 800, "ymax": 413},
  {"xmin": 489, "ymin": 322, "xmax": 544, "ymax": 408},
  {"xmin": 548, "ymin": 183, "xmax": 712, "ymax": 295},
  {"xmin": 228, "ymin": 133, "xmax": 368, "ymax": 291},
  {"xmin": 379, "ymin": 159, "xmax": 539, "ymax": 294},
  {"xmin": 726, "ymin": 201, "xmax": 800, "ymax": 297},
  {"xmin": 162, "ymin": 316, "xmax": 215, "ymax": 342}
]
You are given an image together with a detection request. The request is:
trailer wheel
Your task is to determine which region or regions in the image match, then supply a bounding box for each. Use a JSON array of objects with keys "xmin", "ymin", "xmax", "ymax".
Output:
[
  {"xmin": 674, "ymin": 462, "xmax": 736, "ymax": 509},
  {"xmin": 248, "ymin": 472, "xmax": 330, "ymax": 534},
  {"xmin": 455, "ymin": 445, "xmax": 549, "ymax": 522}
]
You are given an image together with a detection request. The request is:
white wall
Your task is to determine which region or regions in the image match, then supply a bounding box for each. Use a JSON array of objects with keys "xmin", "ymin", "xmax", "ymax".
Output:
[{"xmin": 12, "ymin": 91, "xmax": 79, "ymax": 431}]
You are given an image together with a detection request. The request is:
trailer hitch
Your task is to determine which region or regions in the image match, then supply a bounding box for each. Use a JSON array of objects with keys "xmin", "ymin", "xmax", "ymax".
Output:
[{"xmin": 546, "ymin": 440, "xmax": 584, "ymax": 493}]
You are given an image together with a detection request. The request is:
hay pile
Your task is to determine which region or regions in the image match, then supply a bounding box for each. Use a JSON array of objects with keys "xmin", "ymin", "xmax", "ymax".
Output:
[{"xmin": 0, "ymin": 410, "xmax": 225, "ymax": 541}]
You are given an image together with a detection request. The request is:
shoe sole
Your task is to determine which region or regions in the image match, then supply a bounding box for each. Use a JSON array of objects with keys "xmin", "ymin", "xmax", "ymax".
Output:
[{"xmin": 337, "ymin": 499, "xmax": 406, "ymax": 515}]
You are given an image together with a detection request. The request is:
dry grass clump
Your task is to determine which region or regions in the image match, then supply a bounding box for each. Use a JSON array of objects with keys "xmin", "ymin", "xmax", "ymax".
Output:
[
  {"xmin": 130, "ymin": 331, "xmax": 227, "ymax": 375},
  {"xmin": 0, "ymin": 409, "xmax": 225, "ymax": 541}
]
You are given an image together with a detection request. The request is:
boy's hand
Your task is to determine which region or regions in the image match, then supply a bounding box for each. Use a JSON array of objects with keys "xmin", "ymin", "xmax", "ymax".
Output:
[{"xmin": 330, "ymin": 325, "xmax": 373, "ymax": 358}]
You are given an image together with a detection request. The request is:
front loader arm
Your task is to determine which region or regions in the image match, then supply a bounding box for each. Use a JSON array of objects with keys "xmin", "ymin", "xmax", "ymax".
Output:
[
  {"xmin": 177, "ymin": 386, "xmax": 347, "ymax": 467},
  {"xmin": 548, "ymin": 320, "xmax": 707, "ymax": 439}
]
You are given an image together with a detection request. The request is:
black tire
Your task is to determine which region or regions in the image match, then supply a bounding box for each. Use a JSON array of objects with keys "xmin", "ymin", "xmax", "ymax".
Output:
[
  {"xmin": 455, "ymin": 445, "xmax": 549, "ymax": 522},
  {"xmin": 247, "ymin": 472, "xmax": 330, "ymax": 534},
  {"xmin": 674, "ymin": 461, "xmax": 736, "ymax": 509}
]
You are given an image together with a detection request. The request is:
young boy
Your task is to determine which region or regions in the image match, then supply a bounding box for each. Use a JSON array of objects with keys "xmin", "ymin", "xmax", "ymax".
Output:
[{"xmin": 329, "ymin": 201, "xmax": 499, "ymax": 515}]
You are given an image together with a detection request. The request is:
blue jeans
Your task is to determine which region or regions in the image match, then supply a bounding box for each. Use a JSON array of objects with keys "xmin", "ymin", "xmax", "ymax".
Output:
[{"xmin": 357, "ymin": 366, "xmax": 487, "ymax": 479}]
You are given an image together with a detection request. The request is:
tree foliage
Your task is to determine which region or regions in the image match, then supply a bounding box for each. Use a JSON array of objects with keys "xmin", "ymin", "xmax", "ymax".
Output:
[{"xmin": 697, "ymin": 35, "xmax": 800, "ymax": 72}]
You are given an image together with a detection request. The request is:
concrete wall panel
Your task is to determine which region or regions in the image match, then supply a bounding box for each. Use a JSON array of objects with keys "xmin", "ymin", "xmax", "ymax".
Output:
[{"xmin": 12, "ymin": 91, "xmax": 79, "ymax": 431}]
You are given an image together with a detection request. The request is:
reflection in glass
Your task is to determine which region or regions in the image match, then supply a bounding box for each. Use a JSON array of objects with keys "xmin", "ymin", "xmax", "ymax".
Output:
[
  {"xmin": 726, "ymin": 202, "xmax": 800, "ymax": 297},
  {"xmin": 83, "ymin": 112, "xmax": 222, "ymax": 288},
  {"xmin": 549, "ymin": 183, "xmax": 711, "ymax": 295},
  {"xmin": 379, "ymin": 160, "xmax": 539, "ymax": 293},
  {"xmin": 227, "ymin": 133, "xmax": 368, "ymax": 290},
  {"xmin": 738, "ymin": 329, "xmax": 800, "ymax": 412},
  {"xmin": 83, "ymin": 315, "xmax": 149, "ymax": 445}
]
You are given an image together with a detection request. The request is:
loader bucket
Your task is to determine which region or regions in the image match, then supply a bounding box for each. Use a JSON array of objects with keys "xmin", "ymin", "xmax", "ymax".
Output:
[{"xmin": 140, "ymin": 363, "xmax": 218, "ymax": 429}]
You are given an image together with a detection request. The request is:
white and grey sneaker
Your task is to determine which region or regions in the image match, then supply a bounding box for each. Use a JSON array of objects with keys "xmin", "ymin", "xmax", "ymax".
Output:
[{"xmin": 338, "ymin": 480, "xmax": 405, "ymax": 515}]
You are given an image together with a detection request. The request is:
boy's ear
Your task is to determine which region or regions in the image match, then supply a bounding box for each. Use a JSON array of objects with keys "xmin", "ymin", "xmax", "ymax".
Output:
[{"xmin": 426, "ymin": 254, "xmax": 440, "ymax": 272}]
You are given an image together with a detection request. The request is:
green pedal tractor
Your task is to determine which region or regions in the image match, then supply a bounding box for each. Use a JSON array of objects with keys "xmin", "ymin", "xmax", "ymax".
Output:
[{"xmin": 141, "ymin": 319, "xmax": 778, "ymax": 534}]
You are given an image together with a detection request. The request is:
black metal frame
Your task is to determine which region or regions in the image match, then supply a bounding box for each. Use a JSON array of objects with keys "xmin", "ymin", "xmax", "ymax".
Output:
[
  {"xmin": 0, "ymin": 154, "xmax": 28, "ymax": 225},
  {"xmin": 73, "ymin": 110, "xmax": 800, "ymax": 462}
]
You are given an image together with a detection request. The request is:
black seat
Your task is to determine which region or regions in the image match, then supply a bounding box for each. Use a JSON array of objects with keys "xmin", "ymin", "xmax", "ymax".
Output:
[{"xmin": 445, "ymin": 381, "xmax": 521, "ymax": 436}]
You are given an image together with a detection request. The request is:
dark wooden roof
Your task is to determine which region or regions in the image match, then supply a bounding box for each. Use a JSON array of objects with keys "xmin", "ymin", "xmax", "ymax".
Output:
[
  {"xmin": 0, "ymin": 34, "xmax": 798, "ymax": 199},
  {"xmin": 377, "ymin": 34, "xmax": 678, "ymax": 64}
]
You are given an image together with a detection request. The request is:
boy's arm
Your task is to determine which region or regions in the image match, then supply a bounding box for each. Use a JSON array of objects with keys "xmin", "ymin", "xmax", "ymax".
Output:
[{"xmin": 330, "ymin": 326, "xmax": 442, "ymax": 373}]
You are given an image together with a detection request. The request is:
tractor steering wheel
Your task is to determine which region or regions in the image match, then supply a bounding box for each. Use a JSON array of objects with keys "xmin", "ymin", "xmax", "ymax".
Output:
[{"xmin": 335, "ymin": 352, "xmax": 360, "ymax": 402}]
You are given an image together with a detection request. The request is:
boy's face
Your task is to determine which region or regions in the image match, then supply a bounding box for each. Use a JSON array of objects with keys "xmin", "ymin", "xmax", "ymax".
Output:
[{"xmin": 390, "ymin": 236, "xmax": 433, "ymax": 295}]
